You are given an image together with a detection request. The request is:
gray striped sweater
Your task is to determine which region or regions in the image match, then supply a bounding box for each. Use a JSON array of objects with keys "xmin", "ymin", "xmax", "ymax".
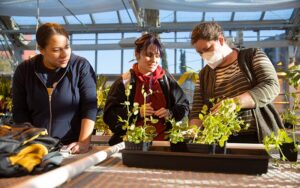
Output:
[{"xmin": 190, "ymin": 49, "xmax": 280, "ymax": 134}]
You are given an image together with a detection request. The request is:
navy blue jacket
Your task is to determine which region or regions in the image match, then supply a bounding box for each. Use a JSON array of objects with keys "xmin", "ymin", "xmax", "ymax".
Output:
[{"xmin": 12, "ymin": 53, "xmax": 97, "ymax": 144}]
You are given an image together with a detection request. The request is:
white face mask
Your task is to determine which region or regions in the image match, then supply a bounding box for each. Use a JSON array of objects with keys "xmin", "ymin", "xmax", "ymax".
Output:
[{"xmin": 201, "ymin": 49, "xmax": 223, "ymax": 69}]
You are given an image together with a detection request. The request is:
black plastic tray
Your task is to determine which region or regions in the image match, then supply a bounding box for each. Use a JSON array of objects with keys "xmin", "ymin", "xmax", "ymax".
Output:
[{"xmin": 121, "ymin": 146, "xmax": 269, "ymax": 174}]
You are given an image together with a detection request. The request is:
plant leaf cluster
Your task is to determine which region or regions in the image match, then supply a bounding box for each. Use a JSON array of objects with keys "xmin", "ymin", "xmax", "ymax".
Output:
[
  {"xmin": 281, "ymin": 64, "xmax": 300, "ymax": 145},
  {"xmin": 263, "ymin": 129, "xmax": 294, "ymax": 161},
  {"xmin": 195, "ymin": 98, "xmax": 249, "ymax": 147},
  {"xmin": 0, "ymin": 77, "xmax": 12, "ymax": 113},
  {"xmin": 166, "ymin": 117, "xmax": 199, "ymax": 144},
  {"xmin": 167, "ymin": 98, "xmax": 249, "ymax": 147},
  {"xmin": 119, "ymin": 84, "xmax": 157, "ymax": 144},
  {"xmin": 282, "ymin": 65, "xmax": 300, "ymax": 126},
  {"xmin": 281, "ymin": 97, "xmax": 298, "ymax": 126},
  {"xmin": 286, "ymin": 65, "xmax": 300, "ymax": 89},
  {"xmin": 94, "ymin": 75, "xmax": 111, "ymax": 134}
]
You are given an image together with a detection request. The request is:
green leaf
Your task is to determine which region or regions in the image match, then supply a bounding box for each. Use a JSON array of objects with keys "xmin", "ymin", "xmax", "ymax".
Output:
[{"xmin": 198, "ymin": 113, "xmax": 204, "ymax": 120}]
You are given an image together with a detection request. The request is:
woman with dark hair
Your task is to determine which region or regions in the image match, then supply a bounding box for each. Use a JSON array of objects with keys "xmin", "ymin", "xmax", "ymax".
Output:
[
  {"xmin": 12, "ymin": 23, "xmax": 97, "ymax": 153},
  {"xmin": 104, "ymin": 33, "xmax": 190, "ymax": 145}
]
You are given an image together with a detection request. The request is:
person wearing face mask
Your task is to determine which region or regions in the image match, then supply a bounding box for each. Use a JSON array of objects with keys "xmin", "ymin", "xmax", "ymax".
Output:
[
  {"xmin": 104, "ymin": 33, "xmax": 190, "ymax": 146},
  {"xmin": 189, "ymin": 22, "xmax": 283, "ymax": 143},
  {"xmin": 12, "ymin": 23, "xmax": 97, "ymax": 153}
]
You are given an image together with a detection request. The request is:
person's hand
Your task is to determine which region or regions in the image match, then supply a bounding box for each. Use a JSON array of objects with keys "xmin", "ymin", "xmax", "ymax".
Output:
[
  {"xmin": 189, "ymin": 119, "xmax": 202, "ymax": 127},
  {"xmin": 154, "ymin": 108, "xmax": 171, "ymax": 118},
  {"xmin": 210, "ymin": 102, "xmax": 221, "ymax": 115},
  {"xmin": 140, "ymin": 102, "xmax": 155, "ymax": 117},
  {"xmin": 210, "ymin": 99, "xmax": 237, "ymax": 114},
  {"xmin": 66, "ymin": 141, "xmax": 90, "ymax": 154}
]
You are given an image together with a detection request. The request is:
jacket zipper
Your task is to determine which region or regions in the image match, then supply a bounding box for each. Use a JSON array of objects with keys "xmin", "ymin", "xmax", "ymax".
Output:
[
  {"xmin": 35, "ymin": 70, "xmax": 68, "ymax": 136},
  {"xmin": 48, "ymin": 90, "xmax": 53, "ymax": 135}
]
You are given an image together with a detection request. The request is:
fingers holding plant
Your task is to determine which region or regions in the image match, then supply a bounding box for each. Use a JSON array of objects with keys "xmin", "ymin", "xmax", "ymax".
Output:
[
  {"xmin": 210, "ymin": 102, "xmax": 221, "ymax": 114},
  {"xmin": 140, "ymin": 102, "xmax": 155, "ymax": 117},
  {"xmin": 154, "ymin": 107, "xmax": 170, "ymax": 118},
  {"xmin": 211, "ymin": 98, "xmax": 238, "ymax": 115}
]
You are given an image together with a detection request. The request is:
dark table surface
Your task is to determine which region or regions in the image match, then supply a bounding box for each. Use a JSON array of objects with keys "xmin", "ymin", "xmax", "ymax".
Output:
[{"xmin": 1, "ymin": 145, "xmax": 300, "ymax": 188}]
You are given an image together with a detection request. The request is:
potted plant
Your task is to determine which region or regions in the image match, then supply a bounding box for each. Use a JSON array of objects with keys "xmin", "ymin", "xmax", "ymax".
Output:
[
  {"xmin": 194, "ymin": 98, "xmax": 249, "ymax": 153},
  {"xmin": 278, "ymin": 64, "xmax": 300, "ymax": 161},
  {"xmin": 282, "ymin": 95, "xmax": 299, "ymax": 162},
  {"xmin": 167, "ymin": 98, "xmax": 249, "ymax": 154},
  {"xmin": 284, "ymin": 64, "xmax": 300, "ymax": 130},
  {"xmin": 166, "ymin": 117, "xmax": 200, "ymax": 152},
  {"xmin": 94, "ymin": 75, "xmax": 112, "ymax": 136},
  {"xmin": 281, "ymin": 92, "xmax": 299, "ymax": 129},
  {"xmin": 0, "ymin": 77, "xmax": 12, "ymax": 124},
  {"xmin": 281, "ymin": 64, "xmax": 299, "ymax": 128},
  {"xmin": 263, "ymin": 129, "xmax": 297, "ymax": 162},
  {"xmin": 119, "ymin": 84, "xmax": 157, "ymax": 151}
]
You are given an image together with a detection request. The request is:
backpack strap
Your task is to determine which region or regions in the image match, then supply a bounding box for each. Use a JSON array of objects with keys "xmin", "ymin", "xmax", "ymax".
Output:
[
  {"xmin": 161, "ymin": 72, "xmax": 171, "ymax": 108},
  {"xmin": 129, "ymin": 69, "xmax": 137, "ymax": 106},
  {"xmin": 163, "ymin": 71, "xmax": 171, "ymax": 93}
]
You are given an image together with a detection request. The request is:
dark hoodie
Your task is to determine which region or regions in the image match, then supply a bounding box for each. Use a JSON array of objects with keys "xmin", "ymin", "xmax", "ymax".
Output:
[{"xmin": 12, "ymin": 53, "xmax": 97, "ymax": 144}]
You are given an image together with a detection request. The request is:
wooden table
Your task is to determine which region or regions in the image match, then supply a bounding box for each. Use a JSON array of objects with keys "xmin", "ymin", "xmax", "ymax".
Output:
[{"xmin": 1, "ymin": 144, "xmax": 299, "ymax": 188}]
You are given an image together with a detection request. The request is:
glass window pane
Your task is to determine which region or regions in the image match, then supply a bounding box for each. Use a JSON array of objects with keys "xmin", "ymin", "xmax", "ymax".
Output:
[
  {"xmin": 73, "ymin": 51, "xmax": 95, "ymax": 71},
  {"xmin": 12, "ymin": 16, "xmax": 37, "ymax": 25},
  {"xmin": 262, "ymin": 47, "xmax": 288, "ymax": 65},
  {"xmin": 40, "ymin": 16, "xmax": 65, "ymax": 24},
  {"xmin": 93, "ymin": 11, "xmax": 119, "ymax": 24},
  {"xmin": 72, "ymin": 33, "xmax": 96, "ymax": 44},
  {"xmin": 160, "ymin": 10, "xmax": 174, "ymax": 23},
  {"xmin": 177, "ymin": 32, "xmax": 191, "ymax": 42},
  {"xmin": 177, "ymin": 49, "xmax": 202, "ymax": 74},
  {"xmin": 187, "ymin": 51, "xmax": 202, "ymax": 72},
  {"xmin": 98, "ymin": 33, "xmax": 122, "ymax": 44},
  {"xmin": 97, "ymin": 50, "xmax": 121, "ymax": 74},
  {"xmin": 243, "ymin": 30, "xmax": 258, "ymax": 41},
  {"xmin": 234, "ymin": 12, "xmax": 262, "ymax": 21},
  {"xmin": 123, "ymin": 49, "xmax": 136, "ymax": 73},
  {"xmin": 177, "ymin": 11, "xmax": 202, "ymax": 22},
  {"xmin": 264, "ymin": 9, "xmax": 293, "ymax": 20},
  {"xmin": 119, "ymin": 9, "xmax": 137, "ymax": 23},
  {"xmin": 228, "ymin": 31, "xmax": 237, "ymax": 38},
  {"xmin": 205, "ymin": 12, "xmax": 231, "ymax": 22},
  {"xmin": 260, "ymin": 30, "xmax": 285, "ymax": 40},
  {"xmin": 66, "ymin": 14, "xmax": 92, "ymax": 24},
  {"xmin": 163, "ymin": 49, "xmax": 175, "ymax": 74},
  {"xmin": 160, "ymin": 32, "xmax": 175, "ymax": 42},
  {"xmin": 223, "ymin": 31, "xmax": 230, "ymax": 37},
  {"xmin": 124, "ymin": 32, "xmax": 141, "ymax": 38}
]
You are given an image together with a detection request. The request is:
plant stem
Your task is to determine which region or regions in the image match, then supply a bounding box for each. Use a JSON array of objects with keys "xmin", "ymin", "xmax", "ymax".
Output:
[{"xmin": 143, "ymin": 93, "xmax": 146, "ymax": 127}]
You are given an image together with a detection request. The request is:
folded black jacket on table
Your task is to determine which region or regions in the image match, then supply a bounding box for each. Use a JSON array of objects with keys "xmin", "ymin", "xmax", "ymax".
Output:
[{"xmin": 0, "ymin": 123, "xmax": 63, "ymax": 177}]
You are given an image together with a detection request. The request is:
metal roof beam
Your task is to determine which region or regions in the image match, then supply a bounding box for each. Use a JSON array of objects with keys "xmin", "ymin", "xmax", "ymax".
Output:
[
  {"xmin": 2, "ymin": 39, "xmax": 299, "ymax": 51},
  {"xmin": 1, "ymin": 20, "xmax": 299, "ymax": 34},
  {"xmin": 128, "ymin": 0, "xmax": 143, "ymax": 26}
]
